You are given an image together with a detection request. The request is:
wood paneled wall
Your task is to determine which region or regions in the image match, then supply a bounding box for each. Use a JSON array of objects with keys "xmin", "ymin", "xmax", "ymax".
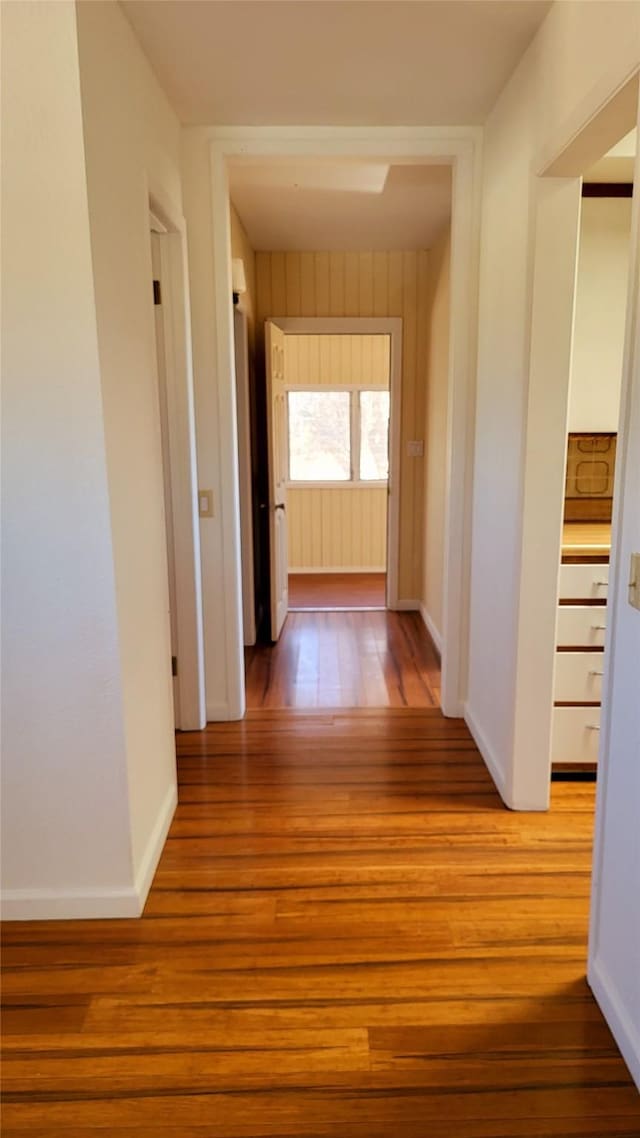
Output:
[
  {"xmin": 285, "ymin": 334, "xmax": 389, "ymax": 388},
  {"xmin": 256, "ymin": 252, "xmax": 430, "ymax": 599},
  {"xmin": 285, "ymin": 333, "xmax": 390, "ymax": 571},
  {"xmin": 288, "ymin": 486, "xmax": 387, "ymax": 571}
]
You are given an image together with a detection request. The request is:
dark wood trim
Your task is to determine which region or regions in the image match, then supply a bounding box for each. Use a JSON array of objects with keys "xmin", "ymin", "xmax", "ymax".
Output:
[
  {"xmin": 551, "ymin": 768, "xmax": 598, "ymax": 782},
  {"xmin": 582, "ymin": 182, "xmax": 633, "ymax": 198}
]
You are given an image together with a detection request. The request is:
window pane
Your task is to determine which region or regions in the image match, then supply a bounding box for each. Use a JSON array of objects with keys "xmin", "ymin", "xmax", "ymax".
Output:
[
  {"xmin": 359, "ymin": 390, "xmax": 390, "ymax": 480},
  {"xmin": 288, "ymin": 391, "xmax": 351, "ymax": 481}
]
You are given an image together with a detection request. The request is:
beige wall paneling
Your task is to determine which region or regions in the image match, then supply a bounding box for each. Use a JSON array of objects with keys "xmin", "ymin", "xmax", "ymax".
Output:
[
  {"xmin": 284, "ymin": 333, "xmax": 390, "ymax": 572},
  {"xmin": 288, "ymin": 487, "xmax": 388, "ymax": 571},
  {"xmin": 256, "ymin": 251, "xmax": 430, "ymax": 600}
]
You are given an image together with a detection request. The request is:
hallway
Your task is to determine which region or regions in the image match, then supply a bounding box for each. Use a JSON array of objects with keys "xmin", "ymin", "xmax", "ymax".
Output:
[
  {"xmin": 245, "ymin": 610, "xmax": 441, "ymax": 709},
  {"xmin": 3, "ymin": 709, "xmax": 639, "ymax": 1133}
]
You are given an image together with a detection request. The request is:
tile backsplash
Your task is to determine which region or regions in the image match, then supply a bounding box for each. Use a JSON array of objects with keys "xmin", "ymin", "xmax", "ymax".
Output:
[{"xmin": 564, "ymin": 433, "xmax": 616, "ymax": 522}]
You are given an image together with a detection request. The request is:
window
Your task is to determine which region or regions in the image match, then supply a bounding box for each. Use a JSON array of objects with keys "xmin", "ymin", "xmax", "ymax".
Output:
[
  {"xmin": 288, "ymin": 391, "xmax": 351, "ymax": 481},
  {"xmin": 287, "ymin": 389, "xmax": 390, "ymax": 484}
]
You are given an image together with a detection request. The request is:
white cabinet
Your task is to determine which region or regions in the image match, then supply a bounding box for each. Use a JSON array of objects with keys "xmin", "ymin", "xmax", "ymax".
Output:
[
  {"xmin": 552, "ymin": 707, "xmax": 601, "ymax": 764},
  {"xmin": 556, "ymin": 606, "xmax": 606, "ymax": 647},
  {"xmin": 553, "ymin": 559, "xmax": 607, "ymax": 766},
  {"xmin": 558, "ymin": 563, "xmax": 609, "ymax": 600},
  {"xmin": 554, "ymin": 652, "xmax": 604, "ymax": 702}
]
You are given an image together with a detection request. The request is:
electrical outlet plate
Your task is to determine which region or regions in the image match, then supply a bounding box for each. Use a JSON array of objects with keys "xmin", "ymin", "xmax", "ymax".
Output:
[
  {"xmin": 407, "ymin": 440, "xmax": 424, "ymax": 458},
  {"xmin": 198, "ymin": 489, "xmax": 213, "ymax": 518}
]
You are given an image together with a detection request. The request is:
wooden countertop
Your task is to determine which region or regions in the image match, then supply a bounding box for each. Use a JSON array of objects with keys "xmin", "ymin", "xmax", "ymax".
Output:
[{"xmin": 562, "ymin": 522, "xmax": 611, "ymax": 559}]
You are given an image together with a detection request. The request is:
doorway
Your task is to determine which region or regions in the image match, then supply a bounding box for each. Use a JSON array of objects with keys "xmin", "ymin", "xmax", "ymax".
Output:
[
  {"xmin": 551, "ymin": 162, "xmax": 635, "ymax": 783},
  {"xmin": 208, "ymin": 133, "xmax": 481, "ymax": 721},
  {"xmin": 147, "ymin": 204, "xmax": 206, "ymax": 732},
  {"xmin": 285, "ymin": 331, "xmax": 391, "ymax": 614},
  {"xmin": 263, "ymin": 318, "xmax": 401, "ymax": 628},
  {"xmin": 515, "ymin": 79, "xmax": 640, "ymax": 1084},
  {"xmin": 244, "ymin": 312, "xmax": 441, "ymax": 708}
]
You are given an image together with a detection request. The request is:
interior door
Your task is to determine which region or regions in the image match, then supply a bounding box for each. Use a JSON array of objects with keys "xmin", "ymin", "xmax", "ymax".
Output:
[
  {"xmin": 150, "ymin": 230, "xmax": 179, "ymax": 722},
  {"xmin": 265, "ymin": 320, "xmax": 288, "ymax": 640}
]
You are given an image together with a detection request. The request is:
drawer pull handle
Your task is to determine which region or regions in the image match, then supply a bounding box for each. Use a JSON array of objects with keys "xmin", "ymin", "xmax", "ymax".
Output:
[
  {"xmin": 591, "ymin": 625, "xmax": 606, "ymax": 631},
  {"xmin": 595, "ymin": 580, "xmax": 608, "ymax": 587},
  {"xmin": 589, "ymin": 669, "xmax": 604, "ymax": 676},
  {"xmin": 586, "ymin": 724, "xmax": 600, "ymax": 731}
]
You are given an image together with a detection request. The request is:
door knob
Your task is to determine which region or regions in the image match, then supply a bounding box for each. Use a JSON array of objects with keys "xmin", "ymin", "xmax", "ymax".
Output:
[{"xmin": 275, "ymin": 502, "xmax": 286, "ymax": 512}]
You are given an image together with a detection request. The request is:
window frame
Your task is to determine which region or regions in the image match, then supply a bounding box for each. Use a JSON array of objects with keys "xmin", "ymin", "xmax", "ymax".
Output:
[{"xmin": 285, "ymin": 384, "xmax": 389, "ymax": 489}]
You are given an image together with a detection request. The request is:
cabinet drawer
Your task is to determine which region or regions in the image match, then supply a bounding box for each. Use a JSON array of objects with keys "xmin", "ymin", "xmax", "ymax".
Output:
[
  {"xmin": 554, "ymin": 651, "xmax": 604, "ymax": 702},
  {"xmin": 558, "ymin": 562, "xmax": 608, "ymax": 600},
  {"xmin": 556, "ymin": 606, "xmax": 607, "ymax": 647},
  {"xmin": 552, "ymin": 707, "xmax": 601, "ymax": 764}
]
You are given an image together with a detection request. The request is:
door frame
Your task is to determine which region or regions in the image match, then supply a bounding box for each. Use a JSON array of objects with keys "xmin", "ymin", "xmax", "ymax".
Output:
[
  {"xmin": 270, "ymin": 316, "xmax": 402, "ymax": 609},
  {"xmin": 208, "ymin": 127, "xmax": 482, "ymax": 719},
  {"xmin": 233, "ymin": 308, "xmax": 257, "ymax": 646},
  {"xmin": 509, "ymin": 72, "xmax": 639, "ymax": 810},
  {"xmin": 148, "ymin": 193, "xmax": 206, "ymax": 730}
]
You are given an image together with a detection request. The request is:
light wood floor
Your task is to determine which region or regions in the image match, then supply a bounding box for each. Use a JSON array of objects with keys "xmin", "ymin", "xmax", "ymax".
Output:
[
  {"xmin": 289, "ymin": 571, "xmax": 386, "ymax": 609},
  {"xmin": 245, "ymin": 610, "xmax": 441, "ymax": 709},
  {"xmin": 2, "ymin": 709, "xmax": 638, "ymax": 1134}
]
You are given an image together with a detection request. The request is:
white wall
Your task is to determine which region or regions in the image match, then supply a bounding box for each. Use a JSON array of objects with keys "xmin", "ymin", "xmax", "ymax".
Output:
[
  {"xmin": 75, "ymin": 0, "xmax": 181, "ymax": 882},
  {"xmin": 1, "ymin": 0, "xmax": 134, "ymax": 915},
  {"xmin": 588, "ymin": 116, "xmax": 640, "ymax": 1091},
  {"xmin": 466, "ymin": 0, "xmax": 640, "ymax": 807},
  {"xmin": 182, "ymin": 131, "xmax": 245, "ymax": 720},
  {"xmin": 422, "ymin": 226, "xmax": 450, "ymax": 648},
  {"xmin": 1, "ymin": 0, "xmax": 185, "ymax": 918},
  {"xmin": 569, "ymin": 196, "xmax": 633, "ymax": 432}
]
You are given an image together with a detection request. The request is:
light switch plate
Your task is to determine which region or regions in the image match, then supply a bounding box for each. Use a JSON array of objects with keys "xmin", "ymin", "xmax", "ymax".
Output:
[
  {"xmin": 629, "ymin": 552, "xmax": 640, "ymax": 611},
  {"xmin": 198, "ymin": 489, "xmax": 213, "ymax": 518},
  {"xmin": 407, "ymin": 440, "xmax": 424, "ymax": 458}
]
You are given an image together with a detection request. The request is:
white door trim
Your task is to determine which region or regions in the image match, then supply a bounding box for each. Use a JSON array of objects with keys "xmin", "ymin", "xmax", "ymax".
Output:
[
  {"xmin": 148, "ymin": 192, "xmax": 206, "ymax": 730},
  {"xmin": 271, "ymin": 316, "xmax": 401, "ymax": 609},
  {"xmin": 208, "ymin": 126, "xmax": 482, "ymax": 719},
  {"xmin": 511, "ymin": 71, "xmax": 639, "ymax": 809}
]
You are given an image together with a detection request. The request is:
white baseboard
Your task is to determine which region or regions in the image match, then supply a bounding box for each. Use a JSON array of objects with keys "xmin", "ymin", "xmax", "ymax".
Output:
[
  {"xmin": 289, "ymin": 566, "xmax": 386, "ymax": 574},
  {"xmin": 464, "ymin": 701, "xmax": 511, "ymax": 807},
  {"xmin": 1, "ymin": 884, "xmax": 141, "ymax": 921},
  {"xmin": 392, "ymin": 598, "xmax": 420, "ymax": 611},
  {"xmin": 133, "ymin": 781, "xmax": 178, "ymax": 913},
  {"xmin": 206, "ymin": 701, "xmax": 235, "ymax": 721},
  {"xmin": 589, "ymin": 955, "xmax": 640, "ymax": 1090},
  {"xmin": 419, "ymin": 602, "xmax": 443, "ymax": 655}
]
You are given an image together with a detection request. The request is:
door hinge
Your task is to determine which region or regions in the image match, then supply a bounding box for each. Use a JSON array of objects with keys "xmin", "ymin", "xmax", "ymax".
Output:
[
  {"xmin": 171, "ymin": 655, "xmax": 178, "ymax": 677},
  {"xmin": 153, "ymin": 279, "xmax": 162, "ymax": 306}
]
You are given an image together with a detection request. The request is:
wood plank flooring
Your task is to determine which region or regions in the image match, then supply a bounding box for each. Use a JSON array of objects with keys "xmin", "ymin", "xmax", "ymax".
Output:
[
  {"xmin": 245, "ymin": 610, "xmax": 441, "ymax": 709},
  {"xmin": 289, "ymin": 572, "xmax": 387, "ymax": 609},
  {"xmin": 2, "ymin": 708, "xmax": 639, "ymax": 1135}
]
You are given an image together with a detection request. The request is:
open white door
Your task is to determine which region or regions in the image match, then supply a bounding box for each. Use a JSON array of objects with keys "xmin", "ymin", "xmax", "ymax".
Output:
[
  {"xmin": 265, "ymin": 320, "xmax": 288, "ymax": 640},
  {"xmin": 151, "ymin": 231, "xmax": 179, "ymax": 723}
]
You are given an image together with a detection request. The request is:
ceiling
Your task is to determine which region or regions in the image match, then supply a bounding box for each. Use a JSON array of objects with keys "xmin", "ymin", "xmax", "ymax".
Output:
[
  {"xmin": 585, "ymin": 128, "xmax": 637, "ymax": 184},
  {"xmin": 229, "ymin": 160, "xmax": 452, "ymax": 250},
  {"xmin": 121, "ymin": 1, "xmax": 552, "ymax": 127}
]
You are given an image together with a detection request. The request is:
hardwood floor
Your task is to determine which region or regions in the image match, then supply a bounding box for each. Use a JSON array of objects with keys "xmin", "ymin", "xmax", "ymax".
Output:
[
  {"xmin": 2, "ymin": 709, "xmax": 639, "ymax": 1135},
  {"xmin": 245, "ymin": 610, "xmax": 441, "ymax": 709},
  {"xmin": 289, "ymin": 571, "xmax": 387, "ymax": 609}
]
